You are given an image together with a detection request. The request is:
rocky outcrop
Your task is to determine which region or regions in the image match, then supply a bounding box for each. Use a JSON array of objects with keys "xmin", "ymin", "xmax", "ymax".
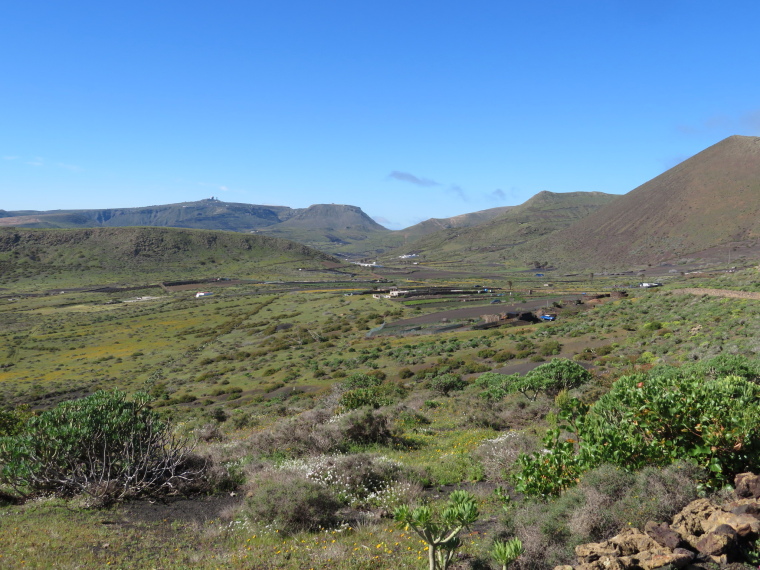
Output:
[{"xmin": 557, "ymin": 472, "xmax": 760, "ymax": 569}]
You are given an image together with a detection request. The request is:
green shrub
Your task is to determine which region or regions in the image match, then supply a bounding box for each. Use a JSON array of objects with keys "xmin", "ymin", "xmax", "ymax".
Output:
[
  {"xmin": 493, "ymin": 350, "xmax": 516, "ymax": 363},
  {"xmin": 0, "ymin": 405, "xmax": 33, "ymax": 437},
  {"xmin": 687, "ymin": 354, "xmax": 760, "ymax": 382},
  {"xmin": 427, "ymin": 374, "xmax": 467, "ymax": 396},
  {"xmin": 461, "ymin": 362, "xmax": 490, "ymax": 374},
  {"xmin": 339, "ymin": 381, "xmax": 405, "ymax": 411},
  {"xmin": 0, "ymin": 390, "xmax": 202, "ymax": 502},
  {"xmin": 539, "ymin": 340, "xmax": 562, "ymax": 356},
  {"xmin": 642, "ymin": 321, "xmax": 663, "ymax": 331},
  {"xmin": 475, "ymin": 372, "xmax": 519, "ymax": 401},
  {"xmin": 341, "ymin": 373, "xmax": 383, "ymax": 390},
  {"xmin": 477, "ymin": 360, "xmax": 590, "ymax": 403},
  {"xmin": 514, "ymin": 363, "xmax": 760, "ymax": 496},
  {"xmin": 525, "ymin": 359, "xmax": 590, "ymax": 394}
]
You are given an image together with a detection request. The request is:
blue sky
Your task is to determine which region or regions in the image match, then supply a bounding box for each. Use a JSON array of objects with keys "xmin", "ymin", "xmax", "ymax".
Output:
[{"xmin": 2, "ymin": 1, "xmax": 759, "ymax": 229}]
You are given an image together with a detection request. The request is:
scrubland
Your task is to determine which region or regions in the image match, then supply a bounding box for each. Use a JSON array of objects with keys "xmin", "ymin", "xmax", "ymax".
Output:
[{"xmin": 3, "ymin": 264, "xmax": 760, "ymax": 569}]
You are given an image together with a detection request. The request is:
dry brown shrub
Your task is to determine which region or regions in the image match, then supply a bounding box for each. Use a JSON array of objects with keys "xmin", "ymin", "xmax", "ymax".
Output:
[{"xmin": 474, "ymin": 431, "xmax": 540, "ymax": 482}]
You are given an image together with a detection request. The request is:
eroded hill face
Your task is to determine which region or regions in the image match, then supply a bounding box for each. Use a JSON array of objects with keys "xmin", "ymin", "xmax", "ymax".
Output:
[{"xmin": 517, "ymin": 135, "xmax": 760, "ymax": 270}]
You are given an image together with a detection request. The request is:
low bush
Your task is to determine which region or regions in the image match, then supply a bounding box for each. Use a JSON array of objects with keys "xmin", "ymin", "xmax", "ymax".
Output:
[
  {"xmin": 278, "ymin": 453, "xmax": 412, "ymax": 509},
  {"xmin": 474, "ymin": 431, "xmax": 540, "ymax": 481},
  {"xmin": 493, "ymin": 350, "xmax": 516, "ymax": 363},
  {"xmin": 461, "ymin": 362, "xmax": 490, "ymax": 374},
  {"xmin": 427, "ymin": 373, "xmax": 467, "ymax": 396},
  {"xmin": 244, "ymin": 470, "xmax": 342, "ymax": 534},
  {"xmin": 342, "ymin": 410, "xmax": 395, "ymax": 447},
  {"xmin": 505, "ymin": 462, "xmax": 701, "ymax": 569},
  {"xmin": 249, "ymin": 408, "xmax": 395, "ymax": 458},
  {"xmin": 539, "ymin": 340, "xmax": 562, "ymax": 356},
  {"xmin": 0, "ymin": 390, "xmax": 203, "ymax": 503}
]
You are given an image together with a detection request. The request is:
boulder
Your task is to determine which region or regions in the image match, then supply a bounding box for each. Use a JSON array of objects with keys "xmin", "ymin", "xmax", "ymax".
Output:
[
  {"xmin": 729, "ymin": 502, "xmax": 760, "ymax": 518},
  {"xmin": 575, "ymin": 528, "xmax": 659, "ymax": 564},
  {"xmin": 735, "ymin": 472, "xmax": 760, "ymax": 498},
  {"xmin": 609, "ymin": 528, "xmax": 660, "ymax": 556},
  {"xmin": 575, "ymin": 541, "xmax": 619, "ymax": 562},
  {"xmin": 695, "ymin": 524, "xmax": 738, "ymax": 560},
  {"xmin": 703, "ymin": 509, "xmax": 760, "ymax": 538},
  {"xmin": 640, "ymin": 547, "xmax": 694, "ymax": 569},
  {"xmin": 671, "ymin": 498, "xmax": 722, "ymax": 547},
  {"xmin": 644, "ymin": 521, "xmax": 683, "ymax": 550}
]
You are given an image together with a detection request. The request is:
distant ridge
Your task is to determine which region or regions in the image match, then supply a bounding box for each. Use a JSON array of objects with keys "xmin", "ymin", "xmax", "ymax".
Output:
[
  {"xmin": 0, "ymin": 199, "xmax": 295, "ymax": 232},
  {"xmin": 393, "ymin": 190, "xmax": 619, "ymax": 263},
  {"xmin": 398, "ymin": 206, "xmax": 515, "ymax": 241},
  {"xmin": 0, "ymin": 199, "xmax": 392, "ymax": 255},
  {"xmin": 519, "ymin": 135, "xmax": 760, "ymax": 269},
  {"xmin": 264, "ymin": 204, "xmax": 387, "ymax": 232}
]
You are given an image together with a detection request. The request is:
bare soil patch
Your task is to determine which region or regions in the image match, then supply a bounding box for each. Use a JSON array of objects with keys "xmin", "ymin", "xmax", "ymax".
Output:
[
  {"xmin": 117, "ymin": 493, "xmax": 242, "ymax": 525},
  {"xmin": 670, "ymin": 287, "xmax": 760, "ymax": 300}
]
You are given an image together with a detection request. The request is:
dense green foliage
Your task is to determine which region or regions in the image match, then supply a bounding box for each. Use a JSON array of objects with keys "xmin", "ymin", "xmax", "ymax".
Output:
[
  {"xmin": 476, "ymin": 359, "xmax": 590, "ymax": 401},
  {"xmin": 514, "ymin": 356, "xmax": 760, "ymax": 496}
]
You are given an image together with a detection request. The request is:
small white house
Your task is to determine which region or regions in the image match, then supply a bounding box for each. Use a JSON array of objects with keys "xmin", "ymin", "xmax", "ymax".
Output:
[{"xmin": 195, "ymin": 291, "xmax": 213, "ymax": 298}]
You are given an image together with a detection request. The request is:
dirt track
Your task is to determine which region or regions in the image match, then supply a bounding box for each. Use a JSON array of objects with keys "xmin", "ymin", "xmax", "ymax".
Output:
[{"xmin": 670, "ymin": 288, "xmax": 760, "ymax": 300}]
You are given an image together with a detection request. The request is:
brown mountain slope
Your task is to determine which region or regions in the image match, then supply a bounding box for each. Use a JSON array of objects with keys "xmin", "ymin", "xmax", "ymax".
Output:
[{"xmin": 518, "ymin": 135, "xmax": 760, "ymax": 269}]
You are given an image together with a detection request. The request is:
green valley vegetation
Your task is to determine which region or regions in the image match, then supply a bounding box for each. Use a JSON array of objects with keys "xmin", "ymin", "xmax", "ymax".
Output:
[{"xmin": 5, "ymin": 235, "xmax": 760, "ymax": 567}]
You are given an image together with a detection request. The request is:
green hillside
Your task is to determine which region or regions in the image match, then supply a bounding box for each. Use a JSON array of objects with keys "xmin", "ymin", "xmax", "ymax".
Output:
[
  {"xmin": 389, "ymin": 191, "xmax": 619, "ymax": 267},
  {"xmin": 0, "ymin": 226, "xmax": 340, "ymax": 291}
]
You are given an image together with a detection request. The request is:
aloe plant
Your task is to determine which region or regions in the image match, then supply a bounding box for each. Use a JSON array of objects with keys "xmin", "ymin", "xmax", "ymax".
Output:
[
  {"xmin": 394, "ymin": 489, "xmax": 479, "ymax": 570},
  {"xmin": 491, "ymin": 538, "xmax": 524, "ymax": 570}
]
